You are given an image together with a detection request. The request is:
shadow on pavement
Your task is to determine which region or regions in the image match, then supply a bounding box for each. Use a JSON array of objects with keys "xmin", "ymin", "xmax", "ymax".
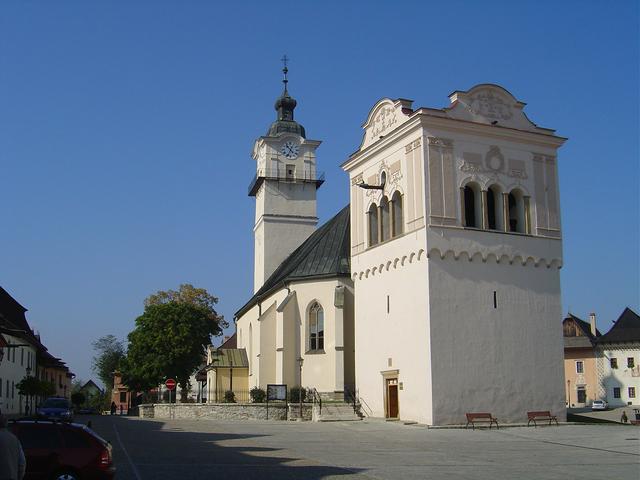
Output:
[{"xmin": 81, "ymin": 415, "xmax": 366, "ymax": 480}]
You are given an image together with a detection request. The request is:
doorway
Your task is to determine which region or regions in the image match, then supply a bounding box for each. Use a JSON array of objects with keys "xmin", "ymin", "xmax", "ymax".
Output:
[
  {"xmin": 577, "ymin": 387, "xmax": 586, "ymax": 405},
  {"xmin": 386, "ymin": 378, "xmax": 399, "ymax": 418}
]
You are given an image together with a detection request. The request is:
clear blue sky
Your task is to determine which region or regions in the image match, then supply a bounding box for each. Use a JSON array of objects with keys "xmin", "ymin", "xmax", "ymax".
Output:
[{"xmin": 1, "ymin": 1, "xmax": 638, "ymax": 386}]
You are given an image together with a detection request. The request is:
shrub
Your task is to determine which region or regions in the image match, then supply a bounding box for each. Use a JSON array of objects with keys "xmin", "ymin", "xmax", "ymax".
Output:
[
  {"xmin": 223, "ymin": 390, "xmax": 236, "ymax": 403},
  {"xmin": 250, "ymin": 387, "xmax": 266, "ymax": 403},
  {"xmin": 289, "ymin": 386, "xmax": 307, "ymax": 403}
]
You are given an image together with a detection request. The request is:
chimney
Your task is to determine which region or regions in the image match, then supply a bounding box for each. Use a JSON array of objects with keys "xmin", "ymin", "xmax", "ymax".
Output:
[{"xmin": 589, "ymin": 312, "xmax": 597, "ymax": 336}]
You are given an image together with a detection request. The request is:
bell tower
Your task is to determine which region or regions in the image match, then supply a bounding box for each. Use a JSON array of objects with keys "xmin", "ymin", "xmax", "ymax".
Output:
[{"xmin": 249, "ymin": 59, "xmax": 323, "ymax": 292}]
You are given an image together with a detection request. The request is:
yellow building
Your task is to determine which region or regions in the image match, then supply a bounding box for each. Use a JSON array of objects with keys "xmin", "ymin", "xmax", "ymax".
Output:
[
  {"xmin": 563, "ymin": 313, "xmax": 600, "ymax": 407},
  {"xmin": 206, "ymin": 334, "xmax": 249, "ymax": 403}
]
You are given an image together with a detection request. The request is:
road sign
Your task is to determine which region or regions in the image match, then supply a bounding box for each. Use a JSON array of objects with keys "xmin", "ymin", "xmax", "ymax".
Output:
[{"xmin": 165, "ymin": 378, "xmax": 177, "ymax": 391}]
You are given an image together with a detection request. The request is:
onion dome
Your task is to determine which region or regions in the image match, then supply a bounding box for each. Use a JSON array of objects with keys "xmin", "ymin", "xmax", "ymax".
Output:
[{"xmin": 267, "ymin": 59, "xmax": 306, "ymax": 138}]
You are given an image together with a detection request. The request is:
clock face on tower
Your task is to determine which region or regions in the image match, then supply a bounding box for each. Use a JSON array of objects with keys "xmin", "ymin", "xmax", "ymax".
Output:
[{"xmin": 281, "ymin": 141, "xmax": 300, "ymax": 159}]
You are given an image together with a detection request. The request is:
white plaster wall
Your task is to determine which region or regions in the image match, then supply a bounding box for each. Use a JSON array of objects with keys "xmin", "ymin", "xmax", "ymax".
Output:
[
  {"xmin": 290, "ymin": 278, "xmax": 353, "ymax": 393},
  {"xmin": 0, "ymin": 335, "xmax": 37, "ymax": 415},
  {"xmin": 352, "ymin": 230, "xmax": 433, "ymax": 424},
  {"xmin": 427, "ymin": 254, "xmax": 566, "ymax": 424},
  {"xmin": 236, "ymin": 277, "xmax": 355, "ymax": 395},
  {"xmin": 254, "ymin": 215, "xmax": 316, "ymax": 292},
  {"xmin": 599, "ymin": 345, "xmax": 640, "ymax": 406}
]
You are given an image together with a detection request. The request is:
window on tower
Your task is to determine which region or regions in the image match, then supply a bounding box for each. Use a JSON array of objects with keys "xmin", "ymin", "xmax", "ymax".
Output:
[
  {"xmin": 380, "ymin": 196, "xmax": 390, "ymax": 242},
  {"xmin": 368, "ymin": 203, "xmax": 379, "ymax": 247},
  {"xmin": 487, "ymin": 184, "xmax": 504, "ymax": 230},
  {"xmin": 391, "ymin": 191, "xmax": 403, "ymax": 236},
  {"xmin": 508, "ymin": 189, "xmax": 526, "ymax": 233},
  {"xmin": 463, "ymin": 183, "xmax": 482, "ymax": 228}
]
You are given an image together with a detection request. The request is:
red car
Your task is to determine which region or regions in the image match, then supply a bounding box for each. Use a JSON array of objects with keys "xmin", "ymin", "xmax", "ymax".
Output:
[{"xmin": 9, "ymin": 420, "xmax": 115, "ymax": 480}]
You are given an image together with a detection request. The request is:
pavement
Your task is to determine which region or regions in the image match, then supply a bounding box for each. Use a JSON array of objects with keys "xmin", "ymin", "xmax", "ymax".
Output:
[{"xmin": 82, "ymin": 414, "xmax": 640, "ymax": 480}]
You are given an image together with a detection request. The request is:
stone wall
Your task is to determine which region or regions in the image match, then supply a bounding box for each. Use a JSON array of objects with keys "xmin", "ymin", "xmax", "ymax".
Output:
[{"xmin": 138, "ymin": 403, "xmax": 300, "ymax": 421}]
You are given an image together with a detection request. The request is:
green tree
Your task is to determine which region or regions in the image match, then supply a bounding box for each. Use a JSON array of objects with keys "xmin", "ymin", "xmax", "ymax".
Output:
[
  {"xmin": 16, "ymin": 376, "xmax": 41, "ymax": 398},
  {"xmin": 144, "ymin": 283, "xmax": 227, "ymax": 334},
  {"xmin": 71, "ymin": 392, "xmax": 85, "ymax": 408},
  {"xmin": 123, "ymin": 301, "xmax": 222, "ymax": 400},
  {"xmin": 91, "ymin": 335, "xmax": 126, "ymax": 389}
]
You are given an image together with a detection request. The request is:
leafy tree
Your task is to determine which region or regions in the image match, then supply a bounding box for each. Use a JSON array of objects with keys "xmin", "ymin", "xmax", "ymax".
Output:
[
  {"xmin": 145, "ymin": 284, "xmax": 227, "ymax": 334},
  {"xmin": 71, "ymin": 392, "xmax": 85, "ymax": 408},
  {"xmin": 123, "ymin": 301, "xmax": 222, "ymax": 400},
  {"xmin": 92, "ymin": 335, "xmax": 126, "ymax": 389},
  {"xmin": 16, "ymin": 376, "xmax": 41, "ymax": 397}
]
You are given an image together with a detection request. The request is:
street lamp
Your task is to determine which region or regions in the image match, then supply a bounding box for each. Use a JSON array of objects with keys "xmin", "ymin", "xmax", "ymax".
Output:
[
  {"xmin": 297, "ymin": 357, "xmax": 304, "ymax": 420},
  {"xmin": 25, "ymin": 365, "xmax": 32, "ymax": 416}
]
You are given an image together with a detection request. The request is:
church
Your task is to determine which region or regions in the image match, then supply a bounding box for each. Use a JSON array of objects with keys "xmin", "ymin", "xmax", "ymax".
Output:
[{"xmin": 224, "ymin": 66, "xmax": 567, "ymax": 425}]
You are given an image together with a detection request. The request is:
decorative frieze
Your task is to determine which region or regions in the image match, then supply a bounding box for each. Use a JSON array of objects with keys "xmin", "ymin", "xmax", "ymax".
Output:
[
  {"xmin": 370, "ymin": 105, "xmax": 397, "ymax": 140},
  {"xmin": 405, "ymin": 137, "xmax": 422, "ymax": 153},
  {"xmin": 427, "ymin": 136, "xmax": 453, "ymax": 148},
  {"xmin": 467, "ymin": 90, "xmax": 514, "ymax": 120}
]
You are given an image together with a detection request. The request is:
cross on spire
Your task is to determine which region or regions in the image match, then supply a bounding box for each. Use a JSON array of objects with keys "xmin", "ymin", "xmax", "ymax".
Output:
[{"xmin": 281, "ymin": 54, "xmax": 289, "ymax": 92}]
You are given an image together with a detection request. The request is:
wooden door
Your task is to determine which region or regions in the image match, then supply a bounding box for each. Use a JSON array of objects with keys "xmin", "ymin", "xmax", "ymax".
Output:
[{"xmin": 387, "ymin": 379, "xmax": 399, "ymax": 418}]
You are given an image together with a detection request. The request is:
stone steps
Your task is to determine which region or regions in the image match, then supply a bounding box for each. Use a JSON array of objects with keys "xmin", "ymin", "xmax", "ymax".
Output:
[{"xmin": 315, "ymin": 402, "xmax": 362, "ymax": 422}]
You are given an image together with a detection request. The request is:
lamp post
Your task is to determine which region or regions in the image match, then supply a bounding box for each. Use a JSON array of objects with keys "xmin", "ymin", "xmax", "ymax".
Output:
[
  {"xmin": 567, "ymin": 379, "xmax": 571, "ymax": 407},
  {"xmin": 25, "ymin": 365, "xmax": 32, "ymax": 416},
  {"xmin": 297, "ymin": 357, "xmax": 304, "ymax": 420}
]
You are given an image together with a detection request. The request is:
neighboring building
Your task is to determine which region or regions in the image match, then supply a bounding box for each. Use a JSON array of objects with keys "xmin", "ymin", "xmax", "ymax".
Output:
[
  {"xmin": 37, "ymin": 349, "xmax": 74, "ymax": 400},
  {"xmin": 563, "ymin": 313, "xmax": 601, "ymax": 407},
  {"xmin": 596, "ymin": 308, "xmax": 640, "ymax": 407},
  {"xmin": 205, "ymin": 334, "xmax": 249, "ymax": 403},
  {"xmin": 343, "ymin": 84, "xmax": 566, "ymax": 424},
  {"xmin": 235, "ymin": 70, "xmax": 355, "ymax": 400},
  {"xmin": 0, "ymin": 287, "xmax": 41, "ymax": 415},
  {"xmin": 236, "ymin": 76, "xmax": 567, "ymax": 423},
  {"xmin": 111, "ymin": 371, "xmax": 132, "ymax": 413},
  {"xmin": 79, "ymin": 380, "xmax": 103, "ymax": 406}
]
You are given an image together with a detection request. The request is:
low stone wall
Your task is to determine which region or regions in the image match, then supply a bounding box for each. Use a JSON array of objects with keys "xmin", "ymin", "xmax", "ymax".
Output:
[{"xmin": 138, "ymin": 403, "xmax": 296, "ymax": 421}]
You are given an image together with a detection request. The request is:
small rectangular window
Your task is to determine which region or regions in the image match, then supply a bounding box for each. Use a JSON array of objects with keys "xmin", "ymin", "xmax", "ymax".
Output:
[
  {"xmin": 628, "ymin": 357, "xmax": 635, "ymax": 368},
  {"xmin": 610, "ymin": 358, "xmax": 618, "ymax": 369},
  {"xmin": 613, "ymin": 387, "xmax": 621, "ymax": 399},
  {"xmin": 576, "ymin": 361, "xmax": 584, "ymax": 374},
  {"xmin": 120, "ymin": 392, "xmax": 127, "ymax": 403},
  {"xmin": 629, "ymin": 387, "xmax": 636, "ymax": 398}
]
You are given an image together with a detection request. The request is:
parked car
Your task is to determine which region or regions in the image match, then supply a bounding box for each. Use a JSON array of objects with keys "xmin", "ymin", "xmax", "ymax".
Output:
[
  {"xmin": 9, "ymin": 420, "xmax": 115, "ymax": 480},
  {"xmin": 592, "ymin": 400, "xmax": 609, "ymax": 410},
  {"xmin": 37, "ymin": 397, "xmax": 73, "ymax": 421}
]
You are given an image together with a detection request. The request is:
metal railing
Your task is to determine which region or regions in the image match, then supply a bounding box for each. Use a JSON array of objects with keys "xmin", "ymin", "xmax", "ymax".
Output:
[
  {"xmin": 311, "ymin": 388, "xmax": 322, "ymax": 416},
  {"xmin": 248, "ymin": 169, "xmax": 325, "ymax": 195},
  {"xmin": 344, "ymin": 388, "xmax": 372, "ymax": 418}
]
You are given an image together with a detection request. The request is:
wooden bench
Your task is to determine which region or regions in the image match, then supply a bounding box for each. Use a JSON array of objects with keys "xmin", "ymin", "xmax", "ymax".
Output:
[
  {"xmin": 527, "ymin": 410, "xmax": 558, "ymax": 427},
  {"xmin": 465, "ymin": 412, "xmax": 499, "ymax": 430}
]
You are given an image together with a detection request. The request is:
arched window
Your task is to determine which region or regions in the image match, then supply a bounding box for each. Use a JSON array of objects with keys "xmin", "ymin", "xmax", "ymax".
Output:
[
  {"xmin": 487, "ymin": 185, "xmax": 503, "ymax": 231},
  {"xmin": 380, "ymin": 196, "xmax": 390, "ymax": 242},
  {"xmin": 368, "ymin": 203, "xmax": 379, "ymax": 246},
  {"xmin": 391, "ymin": 191, "xmax": 403, "ymax": 237},
  {"xmin": 308, "ymin": 302, "xmax": 324, "ymax": 351},
  {"xmin": 508, "ymin": 189, "xmax": 525, "ymax": 233},
  {"xmin": 463, "ymin": 183, "xmax": 482, "ymax": 228}
]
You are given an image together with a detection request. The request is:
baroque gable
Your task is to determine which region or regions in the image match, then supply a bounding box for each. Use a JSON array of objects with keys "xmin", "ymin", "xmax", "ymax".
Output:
[
  {"xmin": 446, "ymin": 84, "xmax": 551, "ymax": 134},
  {"xmin": 359, "ymin": 98, "xmax": 414, "ymax": 151}
]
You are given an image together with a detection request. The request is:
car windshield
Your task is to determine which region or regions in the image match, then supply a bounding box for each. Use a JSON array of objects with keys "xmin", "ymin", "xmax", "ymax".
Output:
[{"xmin": 42, "ymin": 399, "xmax": 70, "ymax": 409}]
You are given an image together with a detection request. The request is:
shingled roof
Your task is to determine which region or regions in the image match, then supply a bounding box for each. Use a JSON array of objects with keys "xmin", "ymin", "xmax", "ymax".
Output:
[
  {"xmin": 563, "ymin": 313, "xmax": 601, "ymax": 348},
  {"xmin": 235, "ymin": 205, "xmax": 350, "ymax": 318},
  {"xmin": 598, "ymin": 307, "xmax": 640, "ymax": 343}
]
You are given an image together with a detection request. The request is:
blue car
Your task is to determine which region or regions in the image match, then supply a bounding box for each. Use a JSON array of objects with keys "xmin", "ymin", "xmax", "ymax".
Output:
[{"xmin": 37, "ymin": 396, "xmax": 74, "ymax": 421}]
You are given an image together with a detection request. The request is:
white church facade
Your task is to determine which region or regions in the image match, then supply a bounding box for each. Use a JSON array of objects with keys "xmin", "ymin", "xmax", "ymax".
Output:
[{"xmin": 231, "ymin": 71, "xmax": 567, "ymax": 424}]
